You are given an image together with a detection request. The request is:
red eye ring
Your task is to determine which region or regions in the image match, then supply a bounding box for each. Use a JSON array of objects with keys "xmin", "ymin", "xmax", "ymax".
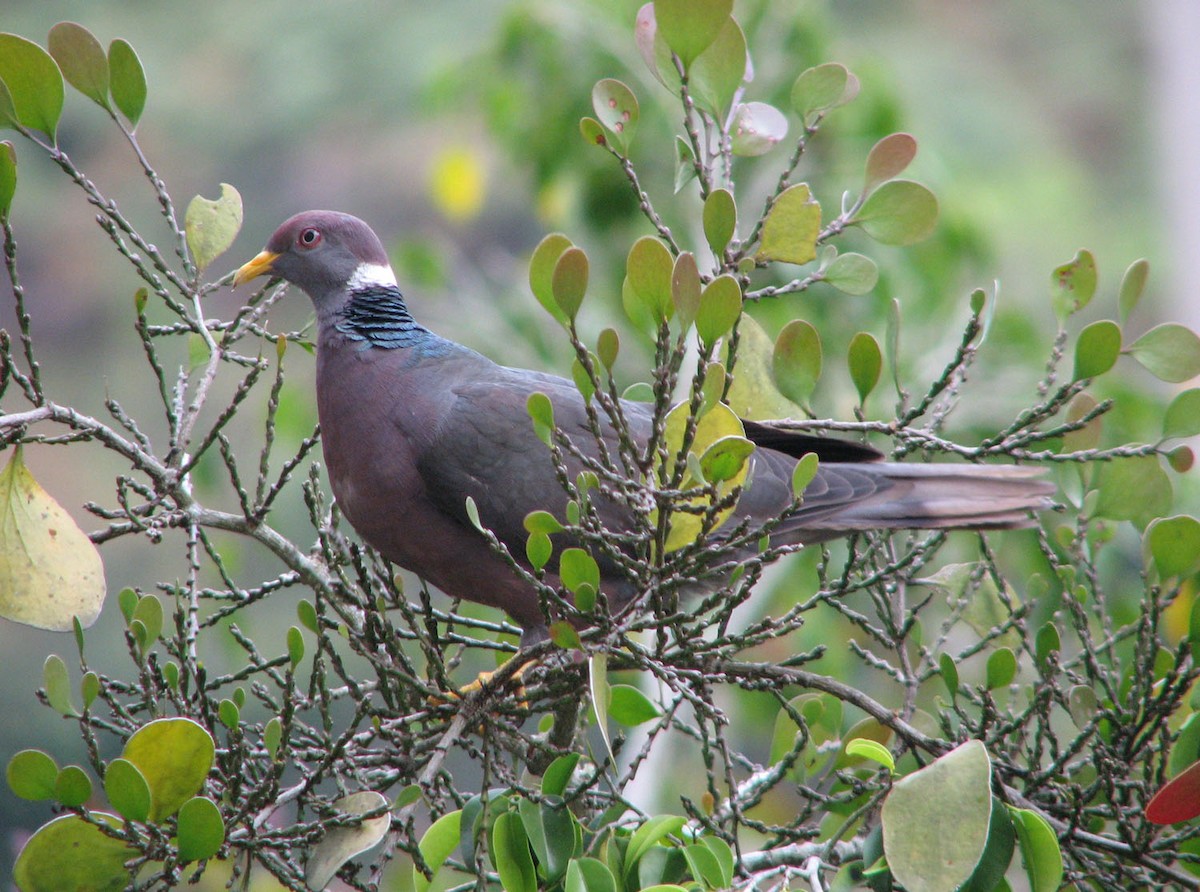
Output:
[{"xmin": 298, "ymin": 228, "xmax": 322, "ymax": 249}]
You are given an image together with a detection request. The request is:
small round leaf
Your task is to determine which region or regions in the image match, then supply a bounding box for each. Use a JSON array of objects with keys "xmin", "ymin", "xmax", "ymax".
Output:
[
  {"xmin": 654, "ymin": 0, "xmax": 732, "ymax": 68},
  {"xmin": 105, "ymin": 758, "xmax": 151, "ymax": 823},
  {"xmin": 847, "ymin": 332, "xmax": 882, "ymax": 404},
  {"xmin": 13, "ymin": 814, "xmax": 132, "ymax": 892},
  {"xmin": 703, "ymin": 189, "xmax": 736, "ymax": 257},
  {"xmin": 107, "ymin": 38, "xmax": 146, "ymax": 127},
  {"xmin": 851, "ymin": 179, "xmax": 938, "ymax": 246},
  {"xmin": 608, "ymin": 684, "xmax": 662, "ymax": 726},
  {"xmin": 1164, "ymin": 389, "xmax": 1200, "ymax": 440},
  {"xmin": 7, "ymin": 749, "xmax": 58, "ymax": 801},
  {"xmin": 121, "ymin": 717, "xmax": 215, "ymax": 821},
  {"xmin": 1128, "ymin": 323, "xmax": 1200, "ymax": 382},
  {"xmin": 756, "ymin": 184, "xmax": 821, "ymax": 265},
  {"xmin": 48, "ymin": 23, "xmax": 109, "ymax": 108},
  {"xmin": 185, "ymin": 183, "xmax": 243, "ymax": 273},
  {"xmin": 591, "ymin": 78, "xmax": 638, "ymax": 153},
  {"xmin": 0, "ymin": 34, "xmax": 65, "ymax": 141},
  {"xmin": 695, "ymin": 275, "xmax": 742, "ymax": 347},
  {"xmin": 1072, "ymin": 319, "xmax": 1121, "ymax": 381},
  {"xmin": 730, "ymin": 101, "xmax": 788, "ymax": 156},
  {"xmin": 863, "ymin": 132, "xmax": 917, "ymax": 195},
  {"xmin": 823, "ymin": 252, "xmax": 878, "ymax": 295},
  {"xmin": 177, "ymin": 795, "xmax": 225, "ymax": 862},
  {"xmin": 772, "ymin": 319, "xmax": 822, "ymax": 408},
  {"xmin": 54, "ymin": 764, "xmax": 93, "ymax": 808},
  {"xmin": 1051, "ymin": 249, "xmax": 1098, "ymax": 323}
]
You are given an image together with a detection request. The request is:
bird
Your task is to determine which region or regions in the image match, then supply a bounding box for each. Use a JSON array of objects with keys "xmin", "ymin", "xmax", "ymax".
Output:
[{"xmin": 233, "ymin": 210, "xmax": 1054, "ymax": 648}]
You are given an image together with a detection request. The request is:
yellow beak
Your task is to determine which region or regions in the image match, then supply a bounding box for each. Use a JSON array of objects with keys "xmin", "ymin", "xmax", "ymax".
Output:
[{"xmin": 232, "ymin": 250, "xmax": 281, "ymax": 287}]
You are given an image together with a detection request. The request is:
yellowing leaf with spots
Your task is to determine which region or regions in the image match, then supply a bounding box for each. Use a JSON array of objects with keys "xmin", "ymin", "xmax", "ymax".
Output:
[
  {"xmin": 430, "ymin": 146, "xmax": 486, "ymax": 223},
  {"xmin": 0, "ymin": 447, "xmax": 105, "ymax": 630}
]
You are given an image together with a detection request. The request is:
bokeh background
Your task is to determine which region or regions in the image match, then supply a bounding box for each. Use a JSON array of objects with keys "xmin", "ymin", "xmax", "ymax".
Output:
[{"xmin": 2, "ymin": 0, "xmax": 1197, "ymax": 886}]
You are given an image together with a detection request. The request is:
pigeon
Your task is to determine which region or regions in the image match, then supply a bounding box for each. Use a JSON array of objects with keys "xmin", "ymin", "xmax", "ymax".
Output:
[{"xmin": 234, "ymin": 211, "xmax": 1053, "ymax": 645}]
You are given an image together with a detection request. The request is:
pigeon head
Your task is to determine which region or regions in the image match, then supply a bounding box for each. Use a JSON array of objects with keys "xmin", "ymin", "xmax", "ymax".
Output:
[{"xmin": 233, "ymin": 210, "xmax": 395, "ymax": 303}]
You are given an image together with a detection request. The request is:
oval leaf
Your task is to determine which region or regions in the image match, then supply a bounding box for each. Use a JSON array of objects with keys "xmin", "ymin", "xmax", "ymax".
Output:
[
  {"xmin": 671, "ymin": 254, "xmax": 701, "ymax": 330},
  {"xmin": 772, "ymin": 319, "xmax": 821, "ymax": 408},
  {"xmin": 107, "ymin": 39, "xmax": 146, "ymax": 127},
  {"xmin": 0, "ymin": 446, "xmax": 106, "ymax": 630},
  {"xmin": 121, "ymin": 717, "xmax": 215, "ymax": 821},
  {"xmin": 790, "ymin": 62, "xmax": 853, "ymax": 122},
  {"xmin": 0, "ymin": 140, "xmax": 15, "ymax": 221},
  {"xmin": 864, "ymin": 132, "xmax": 917, "ymax": 195},
  {"xmin": 592, "ymin": 78, "xmax": 638, "ymax": 154},
  {"xmin": 6, "ymin": 749, "xmax": 58, "ymax": 801},
  {"xmin": 1147, "ymin": 758, "xmax": 1200, "ymax": 824},
  {"xmin": 48, "ymin": 23, "xmax": 110, "ymax": 108},
  {"xmin": 628, "ymin": 236, "xmax": 674, "ymax": 324},
  {"xmin": 185, "ymin": 183, "xmax": 243, "ymax": 273},
  {"xmin": 493, "ymin": 811, "xmax": 537, "ymax": 892},
  {"xmin": 608, "ymin": 684, "xmax": 662, "ymax": 727},
  {"xmin": 307, "ymin": 791, "xmax": 390, "ymax": 888},
  {"xmin": 690, "ymin": 17, "xmax": 747, "ymax": 116},
  {"xmin": 414, "ymin": 809, "xmax": 462, "ymax": 892},
  {"xmin": 1050, "ymin": 249, "xmax": 1097, "ymax": 323},
  {"xmin": 1009, "ymin": 807, "xmax": 1063, "ymax": 892},
  {"xmin": 654, "ymin": 0, "xmax": 732, "ymax": 68},
  {"xmin": 43, "ymin": 654, "xmax": 77, "ymax": 716},
  {"xmin": 847, "ymin": 331, "xmax": 882, "ymax": 404},
  {"xmin": 552, "ymin": 246, "xmax": 589, "ymax": 321},
  {"xmin": 756, "ymin": 183, "xmax": 820, "ymax": 264},
  {"xmin": 1118, "ymin": 257, "xmax": 1150, "ymax": 323},
  {"xmin": 881, "ymin": 740, "xmax": 993, "ymax": 892},
  {"xmin": 1128, "ymin": 322, "xmax": 1200, "ymax": 383},
  {"xmin": 823, "ymin": 252, "xmax": 878, "ymax": 295},
  {"xmin": 177, "ymin": 795, "xmax": 225, "ymax": 863},
  {"xmin": 1146, "ymin": 515, "xmax": 1200, "ymax": 580},
  {"xmin": 530, "ymin": 234, "xmax": 573, "ymax": 324},
  {"xmin": 985, "ymin": 647, "xmax": 1018, "ymax": 690},
  {"xmin": 852, "ymin": 179, "xmax": 938, "ymax": 246},
  {"xmin": 695, "ymin": 275, "xmax": 742, "ymax": 348},
  {"xmin": 55, "ymin": 765, "xmax": 93, "ymax": 807},
  {"xmin": 0, "ymin": 34, "xmax": 65, "ymax": 141},
  {"xmin": 844, "ymin": 738, "xmax": 895, "ymax": 772},
  {"xmin": 13, "ymin": 814, "xmax": 132, "ymax": 892},
  {"xmin": 703, "ymin": 189, "xmax": 736, "ymax": 257},
  {"xmin": 1164, "ymin": 389, "xmax": 1200, "ymax": 440},
  {"xmin": 731, "ymin": 101, "xmax": 788, "ymax": 156},
  {"xmin": 1072, "ymin": 320, "xmax": 1121, "ymax": 381},
  {"xmin": 105, "ymin": 758, "xmax": 151, "ymax": 823}
]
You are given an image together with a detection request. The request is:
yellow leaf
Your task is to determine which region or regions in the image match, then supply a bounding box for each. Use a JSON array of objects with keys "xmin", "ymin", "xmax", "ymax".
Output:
[
  {"xmin": 755, "ymin": 183, "xmax": 820, "ymax": 265},
  {"xmin": 0, "ymin": 447, "xmax": 105, "ymax": 630},
  {"xmin": 724, "ymin": 315, "xmax": 804, "ymax": 420},
  {"xmin": 660, "ymin": 402, "xmax": 749, "ymax": 551},
  {"xmin": 429, "ymin": 146, "xmax": 486, "ymax": 223}
]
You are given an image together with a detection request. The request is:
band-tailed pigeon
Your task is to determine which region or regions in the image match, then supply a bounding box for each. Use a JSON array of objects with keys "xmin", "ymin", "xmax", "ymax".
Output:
[{"xmin": 234, "ymin": 211, "xmax": 1053, "ymax": 645}]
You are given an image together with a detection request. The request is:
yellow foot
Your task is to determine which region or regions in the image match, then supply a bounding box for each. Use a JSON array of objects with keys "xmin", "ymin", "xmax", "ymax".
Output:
[{"xmin": 430, "ymin": 654, "xmax": 537, "ymax": 705}]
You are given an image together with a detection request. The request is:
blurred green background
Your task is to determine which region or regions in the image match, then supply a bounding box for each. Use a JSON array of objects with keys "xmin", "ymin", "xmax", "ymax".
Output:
[{"xmin": 1, "ymin": 0, "xmax": 1195, "ymax": 885}]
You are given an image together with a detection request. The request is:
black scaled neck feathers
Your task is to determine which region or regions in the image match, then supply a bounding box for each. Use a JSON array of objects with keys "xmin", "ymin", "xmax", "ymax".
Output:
[{"xmin": 336, "ymin": 284, "xmax": 429, "ymax": 350}]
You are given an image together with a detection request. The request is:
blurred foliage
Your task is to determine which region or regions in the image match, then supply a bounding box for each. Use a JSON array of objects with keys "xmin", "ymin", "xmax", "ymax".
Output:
[{"xmin": 0, "ymin": 2, "xmax": 1197, "ymax": 891}]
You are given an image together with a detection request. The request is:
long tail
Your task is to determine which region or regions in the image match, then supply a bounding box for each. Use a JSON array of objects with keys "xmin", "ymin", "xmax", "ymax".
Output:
[{"xmin": 807, "ymin": 463, "xmax": 1055, "ymax": 534}]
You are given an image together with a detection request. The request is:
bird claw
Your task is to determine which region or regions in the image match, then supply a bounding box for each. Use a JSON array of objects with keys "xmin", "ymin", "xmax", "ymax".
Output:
[{"xmin": 429, "ymin": 655, "xmax": 534, "ymax": 708}]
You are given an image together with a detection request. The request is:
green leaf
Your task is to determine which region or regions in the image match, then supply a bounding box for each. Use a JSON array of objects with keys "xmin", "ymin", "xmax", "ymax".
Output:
[
  {"xmin": 104, "ymin": 758, "xmax": 151, "ymax": 823},
  {"xmin": 847, "ymin": 331, "xmax": 882, "ymax": 404},
  {"xmin": 660, "ymin": 402, "xmax": 748, "ymax": 550},
  {"xmin": 671, "ymin": 254, "xmax": 702, "ymax": 331},
  {"xmin": 703, "ymin": 189, "xmax": 736, "ymax": 257},
  {"xmin": 791, "ymin": 453, "xmax": 818, "ymax": 499},
  {"xmin": 218, "ymin": 699, "xmax": 240, "ymax": 731},
  {"xmin": 924, "ymin": 562, "xmax": 1022, "ymax": 649},
  {"xmin": 298, "ymin": 599, "xmax": 319, "ymax": 633},
  {"xmin": 493, "ymin": 811, "xmax": 537, "ymax": 892},
  {"xmin": 852, "ymin": 179, "xmax": 938, "ymax": 246},
  {"xmin": 464, "ymin": 496, "xmax": 484, "ymax": 532},
  {"xmin": 730, "ymin": 101, "xmax": 788, "ymax": 156},
  {"xmin": 823, "ymin": 252, "xmax": 878, "ymax": 295},
  {"xmin": 1009, "ymin": 807, "xmax": 1063, "ymax": 892},
  {"xmin": 107, "ymin": 38, "xmax": 146, "ymax": 127},
  {"xmin": 1128, "ymin": 323, "xmax": 1200, "ymax": 382},
  {"xmin": 790, "ymin": 62, "xmax": 856, "ymax": 123},
  {"xmin": 695, "ymin": 275, "xmax": 742, "ymax": 348},
  {"xmin": 881, "ymin": 740, "xmax": 993, "ymax": 892},
  {"xmin": 844, "ymin": 738, "xmax": 895, "ymax": 773},
  {"xmin": 47, "ymin": 23, "xmax": 109, "ymax": 108},
  {"xmin": 1092, "ymin": 455, "xmax": 1172, "ymax": 525},
  {"xmin": 176, "ymin": 796, "xmax": 224, "ymax": 863},
  {"xmin": 559, "ymin": 548, "xmax": 600, "ymax": 596},
  {"xmin": 673, "ymin": 135, "xmax": 697, "ymax": 193},
  {"xmin": 0, "ymin": 446, "xmax": 106, "ymax": 631},
  {"xmin": 886, "ymin": 297, "xmax": 902, "ymax": 396},
  {"xmin": 1170, "ymin": 714, "xmax": 1200, "ymax": 778},
  {"xmin": 1118, "ymin": 258, "xmax": 1150, "ymax": 323},
  {"xmin": 689, "ymin": 17, "xmax": 746, "ymax": 116},
  {"xmin": 118, "ymin": 586, "xmax": 137, "ymax": 622},
  {"xmin": 414, "ymin": 809, "xmax": 463, "ymax": 892},
  {"xmin": 580, "ymin": 116, "xmax": 606, "ymax": 148},
  {"xmin": 1072, "ymin": 319, "xmax": 1121, "ymax": 380},
  {"xmin": 1164, "ymin": 389, "xmax": 1200, "ymax": 440},
  {"xmin": 654, "ymin": 0, "xmax": 732, "ymax": 67},
  {"xmin": 597, "ymin": 327, "xmax": 620, "ymax": 369},
  {"xmin": 527, "ymin": 391, "xmax": 555, "ymax": 445},
  {"xmin": 1035, "ymin": 622, "xmax": 1061, "ymax": 671},
  {"xmin": 185, "ymin": 183, "xmax": 243, "ymax": 273},
  {"xmin": 772, "ymin": 319, "xmax": 821, "ymax": 408},
  {"xmin": 7, "ymin": 749, "xmax": 58, "ymax": 801},
  {"xmin": 287, "ymin": 626, "xmax": 304, "ymax": 668},
  {"xmin": 0, "ymin": 34, "xmax": 65, "ymax": 141},
  {"xmin": 940, "ymin": 653, "xmax": 959, "ymax": 699},
  {"xmin": 627, "ymin": 236, "xmax": 674, "ymax": 324},
  {"xmin": 13, "ymin": 814, "xmax": 133, "ymax": 892},
  {"xmin": 566, "ymin": 857, "xmax": 618, "ymax": 892},
  {"xmin": 1067, "ymin": 685, "xmax": 1097, "ymax": 728},
  {"xmin": 43, "ymin": 654, "xmax": 77, "ymax": 716},
  {"xmin": 724, "ymin": 315, "xmax": 803, "ymax": 420},
  {"xmin": 625, "ymin": 815, "xmax": 686, "ymax": 880},
  {"xmin": 54, "ymin": 765, "xmax": 92, "ymax": 807},
  {"xmin": 543, "ymin": 753, "xmax": 581, "ymax": 797},
  {"xmin": 699, "ymin": 435, "xmax": 754, "ymax": 484},
  {"xmin": 1146, "ymin": 515, "xmax": 1200, "ymax": 579},
  {"xmin": 863, "ymin": 132, "xmax": 917, "ymax": 195},
  {"xmin": 959, "ymin": 797, "xmax": 1015, "ymax": 892},
  {"xmin": 132, "ymin": 594, "xmax": 163, "ymax": 647},
  {"xmin": 837, "ymin": 717, "xmax": 893, "ymax": 768},
  {"xmin": 756, "ymin": 183, "xmax": 821, "ymax": 265},
  {"xmin": 1050, "ymin": 249, "xmax": 1097, "ymax": 323},
  {"xmin": 121, "ymin": 717, "xmax": 215, "ymax": 821},
  {"xmin": 699, "ymin": 837, "xmax": 734, "ymax": 888},
  {"xmin": 526, "ymin": 531, "xmax": 553, "ymax": 571},
  {"xmin": 609, "ymin": 684, "xmax": 662, "ymax": 726},
  {"xmin": 0, "ymin": 140, "xmax": 15, "ymax": 221},
  {"xmin": 985, "ymin": 647, "xmax": 1018, "ymax": 690},
  {"xmin": 591, "ymin": 78, "xmax": 638, "ymax": 154},
  {"xmin": 306, "ymin": 791, "xmax": 389, "ymax": 888},
  {"xmin": 552, "ymin": 246, "xmax": 589, "ymax": 322},
  {"xmin": 530, "ymin": 234, "xmax": 573, "ymax": 324}
]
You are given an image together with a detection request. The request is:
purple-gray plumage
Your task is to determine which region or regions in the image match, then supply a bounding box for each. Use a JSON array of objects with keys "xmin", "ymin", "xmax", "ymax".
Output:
[{"xmin": 234, "ymin": 211, "xmax": 1054, "ymax": 645}]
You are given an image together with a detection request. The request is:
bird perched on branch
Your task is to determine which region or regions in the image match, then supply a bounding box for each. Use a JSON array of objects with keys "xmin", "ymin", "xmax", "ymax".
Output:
[{"xmin": 234, "ymin": 211, "xmax": 1053, "ymax": 646}]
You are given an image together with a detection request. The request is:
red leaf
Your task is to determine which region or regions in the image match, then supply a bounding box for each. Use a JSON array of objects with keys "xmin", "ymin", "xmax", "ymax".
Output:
[{"xmin": 1146, "ymin": 759, "xmax": 1200, "ymax": 824}]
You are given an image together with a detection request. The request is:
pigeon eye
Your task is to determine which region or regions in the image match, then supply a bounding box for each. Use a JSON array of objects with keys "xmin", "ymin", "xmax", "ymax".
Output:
[{"xmin": 298, "ymin": 228, "xmax": 322, "ymax": 249}]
